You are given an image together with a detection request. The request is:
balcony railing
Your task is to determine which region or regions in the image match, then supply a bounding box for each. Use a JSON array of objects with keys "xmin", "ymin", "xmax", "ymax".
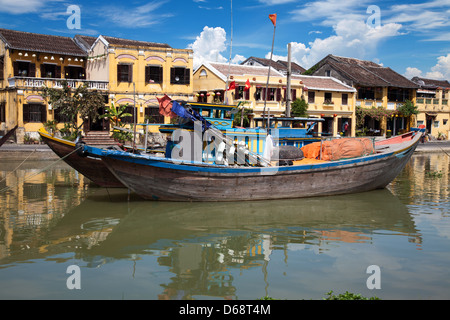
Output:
[{"xmin": 8, "ymin": 77, "xmax": 109, "ymax": 91}]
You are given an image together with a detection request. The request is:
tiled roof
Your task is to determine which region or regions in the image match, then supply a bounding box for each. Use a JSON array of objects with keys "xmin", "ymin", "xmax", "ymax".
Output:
[
  {"xmin": 314, "ymin": 55, "xmax": 419, "ymax": 89},
  {"xmin": 74, "ymin": 35, "xmax": 97, "ymax": 51},
  {"xmin": 276, "ymin": 60, "xmax": 306, "ymax": 74},
  {"xmin": 0, "ymin": 28, "xmax": 87, "ymax": 56},
  {"xmin": 208, "ymin": 62, "xmax": 284, "ymax": 79},
  {"xmin": 102, "ymin": 36, "xmax": 171, "ymax": 49},
  {"xmin": 411, "ymin": 77, "xmax": 450, "ymax": 89},
  {"xmin": 293, "ymin": 75, "xmax": 356, "ymax": 92},
  {"xmin": 241, "ymin": 56, "xmax": 306, "ymax": 74}
]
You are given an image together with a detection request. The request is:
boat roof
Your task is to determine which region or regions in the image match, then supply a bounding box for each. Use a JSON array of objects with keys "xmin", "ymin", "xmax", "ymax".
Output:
[
  {"xmin": 180, "ymin": 101, "xmax": 237, "ymax": 110},
  {"xmin": 254, "ymin": 117, "xmax": 324, "ymax": 122}
]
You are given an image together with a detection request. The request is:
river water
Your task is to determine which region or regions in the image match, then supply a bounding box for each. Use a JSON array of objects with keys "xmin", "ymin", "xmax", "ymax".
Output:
[{"xmin": 0, "ymin": 153, "xmax": 449, "ymax": 300}]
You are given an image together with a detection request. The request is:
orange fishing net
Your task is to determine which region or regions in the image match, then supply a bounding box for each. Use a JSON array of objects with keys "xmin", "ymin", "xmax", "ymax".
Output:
[{"xmin": 301, "ymin": 138, "xmax": 374, "ymax": 161}]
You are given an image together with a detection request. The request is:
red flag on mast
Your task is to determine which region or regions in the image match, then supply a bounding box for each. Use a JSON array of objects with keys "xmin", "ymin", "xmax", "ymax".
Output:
[
  {"xmin": 244, "ymin": 79, "xmax": 250, "ymax": 91},
  {"xmin": 269, "ymin": 14, "xmax": 277, "ymax": 27},
  {"xmin": 227, "ymin": 81, "xmax": 236, "ymax": 91}
]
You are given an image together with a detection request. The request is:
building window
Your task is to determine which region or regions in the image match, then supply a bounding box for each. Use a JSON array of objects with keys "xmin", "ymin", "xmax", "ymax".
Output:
[
  {"xmin": 121, "ymin": 105, "xmax": 136, "ymax": 124},
  {"xmin": 65, "ymin": 66, "xmax": 85, "ymax": 79},
  {"xmin": 342, "ymin": 93, "xmax": 348, "ymax": 105},
  {"xmin": 0, "ymin": 102, "xmax": 5, "ymax": 122},
  {"xmin": 197, "ymin": 91, "xmax": 208, "ymax": 103},
  {"xmin": 117, "ymin": 64, "xmax": 133, "ymax": 83},
  {"xmin": 170, "ymin": 67, "xmax": 190, "ymax": 85},
  {"xmin": 235, "ymin": 86, "xmax": 250, "ymax": 100},
  {"xmin": 308, "ymin": 91, "xmax": 315, "ymax": 103},
  {"xmin": 433, "ymin": 120, "xmax": 440, "ymax": 128},
  {"xmin": 40, "ymin": 64, "xmax": 60, "ymax": 78},
  {"xmin": 358, "ymin": 87, "xmax": 375, "ymax": 100},
  {"xmin": 214, "ymin": 90, "xmax": 224, "ymax": 103},
  {"xmin": 325, "ymin": 70, "xmax": 331, "ymax": 77},
  {"xmin": 145, "ymin": 65, "xmax": 163, "ymax": 84},
  {"xmin": 0, "ymin": 56, "xmax": 5, "ymax": 80},
  {"xmin": 145, "ymin": 106, "xmax": 164, "ymax": 124},
  {"xmin": 254, "ymin": 87, "xmax": 262, "ymax": 100},
  {"xmin": 23, "ymin": 104, "xmax": 47, "ymax": 123},
  {"xmin": 14, "ymin": 61, "xmax": 36, "ymax": 77},
  {"xmin": 324, "ymin": 92, "xmax": 332, "ymax": 104},
  {"xmin": 53, "ymin": 108, "xmax": 71, "ymax": 123}
]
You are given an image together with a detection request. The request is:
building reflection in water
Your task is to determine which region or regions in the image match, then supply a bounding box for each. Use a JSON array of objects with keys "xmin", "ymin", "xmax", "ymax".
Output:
[{"xmin": 1, "ymin": 154, "xmax": 441, "ymax": 299}]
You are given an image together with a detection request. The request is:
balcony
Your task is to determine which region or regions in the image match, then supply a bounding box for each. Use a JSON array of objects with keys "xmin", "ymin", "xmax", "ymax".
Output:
[{"xmin": 8, "ymin": 77, "xmax": 109, "ymax": 91}]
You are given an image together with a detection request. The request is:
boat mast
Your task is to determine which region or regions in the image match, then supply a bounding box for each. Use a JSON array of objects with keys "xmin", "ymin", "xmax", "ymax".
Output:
[
  {"xmin": 224, "ymin": 0, "xmax": 233, "ymax": 105},
  {"xmin": 263, "ymin": 14, "xmax": 277, "ymax": 128},
  {"xmin": 286, "ymin": 42, "xmax": 292, "ymax": 118}
]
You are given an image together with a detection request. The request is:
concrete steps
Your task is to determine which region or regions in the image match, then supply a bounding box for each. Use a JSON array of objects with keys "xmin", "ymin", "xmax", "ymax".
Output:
[{"xmin": 83, "ymin": 131, "xmax": 118, "ymax": 146}]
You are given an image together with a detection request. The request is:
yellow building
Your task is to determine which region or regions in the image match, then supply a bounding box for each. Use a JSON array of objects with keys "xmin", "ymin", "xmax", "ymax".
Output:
[
  {"xmin": 309, "ymin": 55, "xmax": 419, "ymax": 136},
  {"xmin": 411, "ymin": 77, "xmax": 450, "ymax": 140},
  {"xmin": 0, "ymin": 28, "xmax": 194, "ymax": 143},
  {"xmin": 193, "ymin": 61, "xmax": 356, "ymax": 136},
  {"xmin": 0, "ymin": 28, "xmax": 101, "ymax": 143},
  {"xmin": 76, "ymin": 34, "xmax": 194, "ymax": 133}
]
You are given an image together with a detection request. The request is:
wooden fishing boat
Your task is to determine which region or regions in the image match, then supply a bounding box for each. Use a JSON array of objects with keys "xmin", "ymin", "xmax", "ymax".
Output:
[
  {"xmin": 0, "ymin": 125, "xmax": 18, "ymax": 147},
  {"xmin": 38, "ymin": 128, "xmax": 124, "ymax": 188},
  {"xmin": 81, "ymin": 130, "xmax": 422, "ymax": 202}
]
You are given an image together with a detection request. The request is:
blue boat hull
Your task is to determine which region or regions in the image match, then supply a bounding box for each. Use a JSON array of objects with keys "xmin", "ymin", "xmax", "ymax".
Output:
[{"xmin": 83, "ymin": 132, "xmax": 421, "ymax": 201}]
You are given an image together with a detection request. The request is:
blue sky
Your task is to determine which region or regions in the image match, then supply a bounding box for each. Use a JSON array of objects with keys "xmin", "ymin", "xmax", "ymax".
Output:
[{"xmin": 0, "ymin": 0, "xmax": 449, "ymax": 80}]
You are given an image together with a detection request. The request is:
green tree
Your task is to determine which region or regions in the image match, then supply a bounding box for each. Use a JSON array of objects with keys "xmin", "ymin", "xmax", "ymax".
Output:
[
  {"xmin": 42, "ymin": 80, "xmax": 106, "ymax": 140},
  {"xmin": 398, "ymin": 100, "xmax": 418, "ymax": 117},
  {"xmin": 291, "ymin": 98, "xmax": 308, "ymax": 117},
  {"xmin": 99, "ymin": 103, "xmax": 133, "ymax": 143}
]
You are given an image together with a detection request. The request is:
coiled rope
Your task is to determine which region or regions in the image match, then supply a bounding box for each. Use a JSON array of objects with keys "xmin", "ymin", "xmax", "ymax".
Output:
[{"xmin": 0, "ymin": 146, "xmax": 82, "ymax": 193}]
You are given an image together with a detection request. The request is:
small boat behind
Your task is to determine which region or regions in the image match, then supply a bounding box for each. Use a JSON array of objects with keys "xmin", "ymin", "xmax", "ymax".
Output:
[{"xmin": 38, "ymin": 128, "xmax": 124, "ymax": 188}]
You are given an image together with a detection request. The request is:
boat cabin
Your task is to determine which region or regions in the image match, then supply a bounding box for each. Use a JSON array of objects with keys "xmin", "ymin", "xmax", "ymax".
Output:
[{"xmin": 253, "ymin": 117, "xmax": 324, "ymax": 148}]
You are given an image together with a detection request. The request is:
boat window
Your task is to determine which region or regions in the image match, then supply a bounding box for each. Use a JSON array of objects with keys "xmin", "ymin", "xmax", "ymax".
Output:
[{"xmin": 202, "ymin": 109, "xmax": 211, "ymax": 117}]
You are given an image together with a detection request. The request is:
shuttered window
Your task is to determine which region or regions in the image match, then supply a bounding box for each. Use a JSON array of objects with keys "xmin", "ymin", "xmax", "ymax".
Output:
[
  {"xmin": 40, "ymin": 64, "xmax": 59, "ymax": 78},
  {"xmin": 13, "ymin": 61, "xmax": 36, "ymax": 77},
  {"xmin": 0, "ymin": 102, "xmax": 5, "ymax": 122},
  {"xmin": 23, "ymin": 104, "xmax": 47, "ymax": 123},
  {"xmin": 117, "ymin": 64, "xmax": 133, "ymax": 83},
  {"xmin": 145, "ymin": 66, "xmax": 163, "ymax": 84},
  {"xmin": 145, "ymin": 106, "xmax": 164, "ymax": 124},
  {"xmin": 170, "ymin": 67, "xmax": 190, "ymax": 85},
  {"xmin": 121, "ymin": 105, "xmax": 136, "ymax": 124},
  {"xmin": 0, "ymin": 56, "xmax": 4, "ymax": 80}
]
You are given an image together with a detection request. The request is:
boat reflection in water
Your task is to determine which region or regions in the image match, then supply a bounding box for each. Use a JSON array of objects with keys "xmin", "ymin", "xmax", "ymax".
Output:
[{"xmin": 1, "ymin": 165, "xmax": 420, "ymax": 299}]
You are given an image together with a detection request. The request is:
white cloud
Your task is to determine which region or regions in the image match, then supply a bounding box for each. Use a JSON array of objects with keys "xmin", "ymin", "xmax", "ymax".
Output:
[
  {"xmin": 0, "ymin": 0, "xmax": 58, "ymax": 14},
  {"xmin": 102, "ymin": 1, "xmax": 172, "ymax": 28},
  {"xmin": 386, "ymin": 0, "xmax": 450, "ymax": 41},
  {"xmin": 427, "ymin": 54, "xmax": 450, "ymax": 79},
  {"xmin": 188, "ymin": 26, "xmax": 246, "ymax": 69},
  {"xmin": 290, "ymin": 0, "xmax": 370, "ymax": 26},
  {"xmin": 404, "ymin": 67, "xmax": 423, "ymax": 79},
  {"xmin": 259, "ymin": 0, "xmax": 297, "ymax": 4},
  {"xmin": 405, "ymin": 54, "xmax": 450, "ymax": 80},
  {"xmin": 275, "ymin": 20, "xmax": 402, "ymax": 69}
]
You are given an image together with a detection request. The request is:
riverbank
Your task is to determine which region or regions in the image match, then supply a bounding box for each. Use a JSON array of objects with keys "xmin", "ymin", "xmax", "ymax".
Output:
[{"xmin": 1, "ymin": 139, "xmax": 450, "ymax": 161}]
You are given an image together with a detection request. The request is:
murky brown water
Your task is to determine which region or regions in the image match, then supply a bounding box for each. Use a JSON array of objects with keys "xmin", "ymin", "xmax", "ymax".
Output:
[{"xmin": 0, "ymin": 153, "xmax": 449, "ymax": 300}]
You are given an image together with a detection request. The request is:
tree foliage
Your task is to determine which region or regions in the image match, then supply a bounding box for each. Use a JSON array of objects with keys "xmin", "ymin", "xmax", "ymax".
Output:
[
  {"xmin": 291, "ymin": 98, "xmax": 309, "ymax": 117},
  {"xmin": 42, "ymin": 80, "xmax": 106, "ymax": 139}
]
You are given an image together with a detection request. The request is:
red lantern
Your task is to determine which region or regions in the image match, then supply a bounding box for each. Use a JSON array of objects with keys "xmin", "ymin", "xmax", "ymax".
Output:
[
  {"xmin": 320, "ymin": 113, "xmax": 325, "ymax": 117},
  {"xmin": 333, "ymin": 114, "xmax": 337, "ymax": 117}
]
